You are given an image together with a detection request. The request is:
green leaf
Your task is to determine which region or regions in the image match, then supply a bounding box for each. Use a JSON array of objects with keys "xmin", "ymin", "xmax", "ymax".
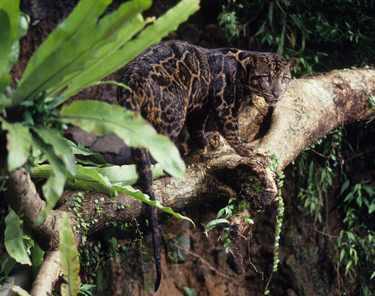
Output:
[
  {"xmin": 0, "ymin": 1, "xmax": 27, "ymax": 96},
  {"xmin": 204, "ymin": 218, "xmax": 230, "ymax": 236},
  {"xmin": 67, "ymin": 140, "xmax": 108, "ymax": 166},
  {"xmin": 29, "ymin": 163, "xmax": 191, "ymax": 223},
  {"xmin": 70, "ymin": 165, "xmax": 118, "ymax": 196},
  {"xmin": 2, "ymin": 257, "xmax": 17, "ymax": 276},
  {"xmin": 4, "ymin": 209, "xmax": 32, "ymax": 266},
  {"xmin": 344, "ymin": 192, "xmax": 354, "ymax": 203},
  {"xmin": 268, "ymin": 2, "xmax": 273, "ymax": 25},
  {"xmin": 340, "ymin": 248, "xmax": 345, "ymax": 262},
  {"xmin": 181, "ymin": 287, "xmax": 197, "ymax": 296},
  {"xmin": 10, "ymin": 0, "xmax": 199, "ymax": 107},
  {"xmin": 217, "ymin": 208, "xmax": 225, "ymax": 218},
  {"xmin": 30, "ymin": 162, "xmax": 166, "ymax": 193},
  {"xmin": 11, "ymin": 286, "xmax": 31, "ymax": 296},
  {"xmin": 1, "ymin": 119, "xmax": 32, "ymax": 172},
  {"xmin": 31, "ymin": 243, "xmax": 45, "ymax": 278},
  {"xmin": 32, "ymin": 125, "xmax": 76, "ymax": 176},
  {"xmin": 59, "ymin": 100, "xmax": 185, "ymax": 179},
  {"xmin": 345, "ymin": 260, "xmax": 353, "ymax": 274},
  {"xmin": 0, "ymin": 0, "xmax": 20, "ymax": 74},
  {"xmin": 31, "ymin": 130, "xmax": 70, "ymax": 222},
  {"xmin": 363, "ymin": 184, "xmax": 375, "ymax": 196},
  {"xmin": 340, "ymin": 180, "xmax": 350, "ymax": 195},
  {"xmin": 369, "ymin": 202, "xmax": 375, "ymax": 214},
  {"xmin": 112, "ymin": 184, "xmax": 194, "ymax": 225},
  {"xmin": 60, "ymin": 214, "xmax": 81, "ymax": 296},
  {"xmin": 346, "ymin": 231, "xmax": 355, "ymax": 242},
  {"xmin": 0, "ymin": 74, "xmax": 12, "ymax": 97}
]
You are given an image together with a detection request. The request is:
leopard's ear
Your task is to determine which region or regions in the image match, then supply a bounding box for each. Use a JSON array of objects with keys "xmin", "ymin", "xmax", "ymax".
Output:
[{"xmin": 288, "ymin": 58, "xmax": 299, "ymax": 70}]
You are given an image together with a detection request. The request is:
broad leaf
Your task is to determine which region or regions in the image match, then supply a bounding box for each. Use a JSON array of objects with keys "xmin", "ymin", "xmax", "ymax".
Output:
[
  {"xmin": 68, "ymin": 164, "xmax": 118, "ymax": 196},
  {"xmin": 60, "ymin": 0, "xmax": 200, "ymax": 99},
  {"xmin": 112, "ymin": 184, "xmax": 194, "ymax": 225},
  {"xmin": 31, "ymin": 131, "xmax": 69, "ymax": 222},
  {"xmin": 29, "ymin": 163, "xmax": 193, "ymax": 224},
  {"xmin": 11, "ymin": 0, "xmax": 152, "ymax": 106},
  {"xmin": 68, "ymin": 140, "xmax": 108, "ymax": 166},
  {"xmin": 60, "ymin": 214, "xmax": 80, "ymax": 296},
  {"xmin": 31, "ymin": 243, "xmax": 44, "ymax": 278},
  {"xmin": 11, "ymin": 286, "xmax": 31, "ymax": 296},
  {"xmin": 0, "ymin": 0, "xmax": 19, "ymax": 77},
  {"xmin": 1, "ymin": 119, "xmax": 32, "ymax": 172},
  {"xmin": 369, "ymin": 202, "xmax": 375, "ymax": 214},
  {"xmin": 0, "ymin": 0, "xmax": 28, "ymax": 94},
  {"xmin": 30, "ymin": 164, "xmax": 116, "ymax": 196},
  {"xmin": 32, "ymin": 125, "xmax": 76, "ymax": 176},
  {"xmin": 75, "ymin": 163, "xmax": 166, "ymax": 186},
  {"xmin": 4, "ymin": 209, "xmax": 32, "ymax": 266},
  {"xmin": 30, "ymin": 125, "xmax": 76, "ymax": 220},
  {"xmin": 60, "ymin": 100, "xmax": 185, "ymax": 179},
  {"xmin": 11, "ymin": 0, "xmax": 199, "ymax": 105},
  {"xmin": 204, "ymin": 219, "xmax": 230, "ymax": 236}
]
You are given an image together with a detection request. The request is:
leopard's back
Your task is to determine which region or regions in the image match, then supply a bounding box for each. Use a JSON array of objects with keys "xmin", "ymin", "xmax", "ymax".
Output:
[{"xmin": 117, "ymin": 41, "xmax": 213, "ymax": 135}]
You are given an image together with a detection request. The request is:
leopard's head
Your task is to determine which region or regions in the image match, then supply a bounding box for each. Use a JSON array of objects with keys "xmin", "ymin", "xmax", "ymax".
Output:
[{"xmin": 247, "ymin": 53, "xmax": 298, "ymax": 106}]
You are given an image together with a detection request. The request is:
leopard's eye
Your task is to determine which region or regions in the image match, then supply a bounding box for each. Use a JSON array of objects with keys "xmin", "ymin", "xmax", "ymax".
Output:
[
  {"xmin": 282, "ymin": 76, "xmax": 290, "ymax": 83},
  {"xmin": 259, "ymin": 76, "xmax": 270, "ymax": 84}
]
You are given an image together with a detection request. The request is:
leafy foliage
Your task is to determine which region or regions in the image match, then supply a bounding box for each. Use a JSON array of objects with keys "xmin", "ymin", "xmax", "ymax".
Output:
[
  {"xmin": 218, "ymin": 0, "xmax": 239, "ymax": 41},
  {"xmin": 1, "ymin": 0, "xmax": 199, "ymax": 217},
  {"xmin": 218, "ymin": 0, "xmax": 375, "ymax": 75},
  {"xmin": 204, "ymin": 197, "xmax": 254, "ymax": 254},
  {"xmin": 264, "ymin": 154, "xmax": 285, "ymax": 295},
  {"xmin": 292, "ymin": 122, "xmax": 375, "ymax": 294}
]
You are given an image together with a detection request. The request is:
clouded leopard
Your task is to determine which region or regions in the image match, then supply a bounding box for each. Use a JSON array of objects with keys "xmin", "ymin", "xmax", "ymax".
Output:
[{"xmin": 116, "ymin": 40, "xmax": 298, "ymax": 291}]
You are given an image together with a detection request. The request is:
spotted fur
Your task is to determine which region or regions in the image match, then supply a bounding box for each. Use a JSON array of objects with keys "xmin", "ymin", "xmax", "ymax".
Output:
[{"xmin": 116, "ymin": 40, "xmax": 298, "ymax": 291}]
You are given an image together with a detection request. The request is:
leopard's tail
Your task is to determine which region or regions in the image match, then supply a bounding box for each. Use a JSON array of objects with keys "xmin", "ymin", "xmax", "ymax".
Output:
[
  {"xmin": 132, "ymin": 147, "xmax": 162, "ymax": 292},
  {"xmin": 148, "ymin": 203, "xmax": 162, "ymax": 292}
]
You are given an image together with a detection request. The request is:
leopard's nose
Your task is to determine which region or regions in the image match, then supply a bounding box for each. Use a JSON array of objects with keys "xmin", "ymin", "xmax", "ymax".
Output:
[{"xmin": 272, "ymin": 90, "xmax": 282, "ymax": 98}]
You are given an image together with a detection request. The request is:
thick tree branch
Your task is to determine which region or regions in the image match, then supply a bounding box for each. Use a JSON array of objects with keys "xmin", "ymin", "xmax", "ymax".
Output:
[
  {"xmin": 4, "ymin": 166, "xmax": 66, "ymax": 249},
  {"xmin": 251, "ymin": 68, "xmax": 375, "ymax": 171},
  {"xmin": 30, "ymin": 250, "xmax": 61, "ymax": 296},
  {"xmin": 57, "ymin": 68, "xmax": 375, "ymax": 236}
]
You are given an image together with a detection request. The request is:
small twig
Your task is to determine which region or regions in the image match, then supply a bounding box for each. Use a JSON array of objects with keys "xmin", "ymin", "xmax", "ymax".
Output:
[
  {"xmin": 176, "ymin": 245, "xmax": 232, "ymax": 280},
  {"xmin": 264, "ymin": 271, "xmax": 274, "ymax": 294},
  {"xmin": 313, "ymin": 227, "xmax": 338, "ymax": 239},
  {"xmin": 246, "ymin": 238, "xmax": 264, "ymax": 279}
]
